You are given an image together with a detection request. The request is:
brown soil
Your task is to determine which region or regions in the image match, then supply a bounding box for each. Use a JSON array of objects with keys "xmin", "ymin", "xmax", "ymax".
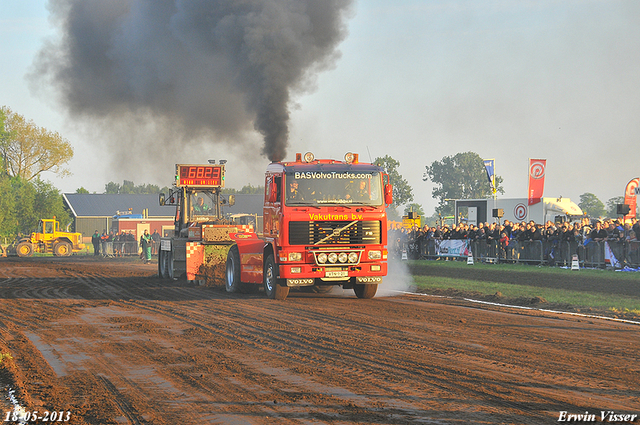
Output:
[{"xmin": 0, "ymin": 256, "xmax": 638, "ymax": 424}]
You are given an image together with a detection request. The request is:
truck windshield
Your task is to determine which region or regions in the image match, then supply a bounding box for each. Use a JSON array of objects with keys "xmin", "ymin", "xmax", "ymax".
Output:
[
  {"xmin": 189, "ymin": 191, "xmax": 219, "ymax": 220},
  {"xmin": 285, "ymin": 171, "xmax": 382, "ymax": 206}
]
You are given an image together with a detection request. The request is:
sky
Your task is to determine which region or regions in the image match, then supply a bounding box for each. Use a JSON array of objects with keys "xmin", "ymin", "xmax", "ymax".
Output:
[{"xmin": 1, "ymin": 0, "xmax": 639, "ymax": 216}]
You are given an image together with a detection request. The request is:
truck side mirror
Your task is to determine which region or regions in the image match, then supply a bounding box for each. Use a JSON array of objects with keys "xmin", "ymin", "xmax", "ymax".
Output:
[
  {"xmin": 228, "ymin": 195, "xmax": 235, "ymax": 206},
  {"xmin": 159, "ymin": 193, "xmax": 165, "ymax": 206},
  {"xmin": 384, "ymin": 184, "xmax": 393, "ymax": 206}
]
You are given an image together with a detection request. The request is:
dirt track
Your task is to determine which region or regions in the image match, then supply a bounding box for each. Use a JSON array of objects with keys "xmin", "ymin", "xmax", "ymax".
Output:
[{"xmin": 0, "ymin": 256, "xmax": 638, "ymax": 424}]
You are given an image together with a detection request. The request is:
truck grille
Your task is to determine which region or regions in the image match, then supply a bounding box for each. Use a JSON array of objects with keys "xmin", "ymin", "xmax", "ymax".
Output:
[{"xmin": 289, "ymin": 221, "xmax": 381, "ymax": 245}]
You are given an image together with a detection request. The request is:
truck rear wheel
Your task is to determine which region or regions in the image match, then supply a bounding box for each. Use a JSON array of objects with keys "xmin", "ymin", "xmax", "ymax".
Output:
[
  {"xmin": 167, "ymin": 251, "xmax": 175, "ymax": 280},
  {"xmin": 264, "ymin": 254, "xmax": 289, "ymax": 300},
  {"xmin": 354, "ymin": 283, "xmax": 378, "ymax": 299},
  {"xmin": 16, "ymin": 242, "xmax": 33, "ymax": 257},
  {"xmin": 225, "ymin": 246, "xmax": 242, "ymax": 293},
  {"xmin": 158, "ymin": 250, "xmax": 169, "ymax": 278},
  {"xmin": 54, "ymin": 241, "xmax": 72, "ymax": 257}
]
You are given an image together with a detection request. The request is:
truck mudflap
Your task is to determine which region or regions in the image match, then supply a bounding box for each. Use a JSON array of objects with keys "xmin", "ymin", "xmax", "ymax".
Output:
[{"xmin": 185, "ymin": 241, "xmax": 232, "ymax": 285}]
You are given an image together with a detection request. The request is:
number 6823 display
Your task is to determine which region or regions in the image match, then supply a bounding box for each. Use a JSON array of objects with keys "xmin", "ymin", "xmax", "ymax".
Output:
[{"xmin": 176, "ymin": 165, "xmax": 224, "ymax": 188}]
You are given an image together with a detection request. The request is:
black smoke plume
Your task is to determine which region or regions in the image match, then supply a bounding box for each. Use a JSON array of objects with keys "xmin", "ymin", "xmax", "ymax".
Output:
[{"xmin": 33, "ymin": 0, "xmax": 354, "ymax": 162}]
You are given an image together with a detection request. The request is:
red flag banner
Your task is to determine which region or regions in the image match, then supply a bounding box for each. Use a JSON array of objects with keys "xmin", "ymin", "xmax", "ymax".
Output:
[
  {"xmin": 527, "ymin": 159, "xmax": 546, "ymax": 206},
  {"xmin": 624, "ymin": 178, "xmax": 639, "ymax": 220}
]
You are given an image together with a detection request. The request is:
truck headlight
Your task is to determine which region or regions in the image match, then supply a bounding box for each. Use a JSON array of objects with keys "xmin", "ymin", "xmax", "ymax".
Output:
[
  {"xmin": 288, "ymin": 252, "xmax": 302, "ymax": 261},
  {"xmin": 317, "ymin": 253, "xmax": 327, "ymax": 263},
  {"xmin": 348, "ymin": 252, "xmax": 359, "ymax": 263},
  {"xmin": 338, "ymin": 252, "xmax": 348, "ymax": 263},
  {"xmin": 328, "ymin": 253, "xmax": 338, "ymax": 263},
  {"xmin": 368, "ymin": 250, "xmax": 382, "ymax": 260}
]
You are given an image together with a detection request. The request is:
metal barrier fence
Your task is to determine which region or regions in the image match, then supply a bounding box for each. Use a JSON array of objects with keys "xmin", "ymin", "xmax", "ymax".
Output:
[
  {"xmin": 98, "ymin": 241, "xmax": 159, "ymax": 257},
  {"xmin": 398, "ymin": 237, "xmax": 640, "ymax": 268}
]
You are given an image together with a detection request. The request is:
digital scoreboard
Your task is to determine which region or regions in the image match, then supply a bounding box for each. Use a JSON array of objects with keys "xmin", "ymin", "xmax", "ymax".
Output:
[{"xmin": 176, "ymin": 165, "xmax": 224, "ymax": 187}]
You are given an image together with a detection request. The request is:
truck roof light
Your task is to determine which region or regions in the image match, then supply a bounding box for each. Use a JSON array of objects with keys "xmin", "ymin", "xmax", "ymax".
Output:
[
  {"xmin": 304, "ymin": 152, "xmax": 315, "ymax": 163},
  {"xmin": 296, "ymin": 153, "xmax": 302, "ymax": 162},
  {"xmin": 208, "ymin": 159, "xmax": 216, "ymax": 164},
  {"xmin": 344, "ymin": 152, "xmax": 355, "ymax": 164}
]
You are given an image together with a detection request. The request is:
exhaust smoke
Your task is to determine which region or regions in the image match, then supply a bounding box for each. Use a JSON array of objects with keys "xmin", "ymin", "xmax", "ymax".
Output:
[{"xmin": 32, "ymin": 0, "xmax": 354, "ymax": 164}]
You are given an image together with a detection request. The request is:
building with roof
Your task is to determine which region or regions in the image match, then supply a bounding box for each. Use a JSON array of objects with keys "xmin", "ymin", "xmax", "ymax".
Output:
[{"xmin": 63, "ymin": 193, "xmax": 263, "ymax": 241}]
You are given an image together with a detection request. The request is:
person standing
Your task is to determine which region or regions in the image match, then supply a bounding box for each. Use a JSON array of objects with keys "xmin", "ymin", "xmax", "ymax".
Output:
[
  {"xmin": 91, "ymin": 230, "xmax": 101, "ymax": 256},
  {"xmin": 151, "ymin": 229, "xmax": 160, "ymax": 256},
  {"xmin": 140, "ymin": 229, "xmax": 153, "ymax": 264}
]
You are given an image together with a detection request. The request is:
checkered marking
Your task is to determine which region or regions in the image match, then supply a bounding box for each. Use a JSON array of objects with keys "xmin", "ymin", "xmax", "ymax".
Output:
[{"xmin": 186, "ymin": 242, "xmax": 202, "ymax": 259}]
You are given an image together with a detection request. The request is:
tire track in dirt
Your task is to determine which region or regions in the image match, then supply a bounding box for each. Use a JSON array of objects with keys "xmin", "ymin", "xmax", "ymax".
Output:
[
  {"xmin": 115, "ymin": 294, "xmax": 595, "ymax": 423},
  {"xmin": 0, "ymin": 257, "xmax": 639, "ymax": 424}
]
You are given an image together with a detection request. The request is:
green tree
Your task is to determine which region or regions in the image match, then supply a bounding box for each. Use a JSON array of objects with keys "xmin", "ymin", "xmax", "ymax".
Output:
[
  {"xmin": 0, "ymin": 106, "xmax": 73, "ymax": 181},
  {"xmin": 403, "ymin": 203, "xmax": 424, "ymax": 217},
  {"xmin": 579, "ymin": 193, "xmax": 606, "ymax": 218},
  {"xmin": 75, "ymin": 187, "xmax": 90, "ymax": 194},
  {"xmin": 7, "ymin": 177, "xmax": 70, "ymax": 235},
  {"xmin": 423, "ymin": 152, "xmax": 504, "ymax": 216},
  {"xmin": 11, "ymin": 177, "xmax": 37, "ymax": 234},
  {"xmin": 104, "ymin": 180, "xmax": 166, "ymax": 194},
  {"xmin": 0, "ymin": 173, "xmax": 16, "ymax": 237},
  {"xmin": 33, "ymin": 179, "xmax": 70, "ymax": 225},
  {"xmin": 606, "ymin": 196, "xmax": 625, "ymax": 218},
  {"xmin": 223, "ymin": 184, "xmax": 265, "ymax": 194},
  {"xmin": 374, "ymin": 155, "xmax": 414, "ymax": 219}
]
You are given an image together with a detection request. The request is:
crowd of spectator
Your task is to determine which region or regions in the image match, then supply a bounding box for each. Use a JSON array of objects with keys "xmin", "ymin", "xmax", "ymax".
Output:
[
  {"xmin": 389, "ymin": 216, "xmax": 640, "ymax": 265},
  {"xmin": 92, "ymin": 229, "xmax": 160, "ymax": 258}
]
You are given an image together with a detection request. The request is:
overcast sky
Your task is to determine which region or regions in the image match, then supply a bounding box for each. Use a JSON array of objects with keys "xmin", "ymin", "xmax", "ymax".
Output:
[{"xmin": 1, "ymin": 0, "xmax": 638, "ymax": 215}]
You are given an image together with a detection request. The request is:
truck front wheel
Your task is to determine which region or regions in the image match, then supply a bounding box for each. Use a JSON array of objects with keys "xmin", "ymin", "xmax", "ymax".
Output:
[
  {"xmin": 225, "ymin": 246, "xmax": 242, "ymax": 293},
  {"xmin": 16, "ymin": 242, "xmax": 33, "ymax": 257},
  {"xmin": 263, "ymin": 254, "xmax": 289, "ymax": 300},
  {"xmin": 54, "ymin": 241, "xmax": 72, "ymax": 257},
  {"xmin": 354, "ymin": 283, "xmax": 378, "ymax": 299}
]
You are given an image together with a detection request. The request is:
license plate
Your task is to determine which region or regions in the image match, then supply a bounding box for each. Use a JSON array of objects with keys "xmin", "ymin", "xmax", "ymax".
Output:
[{"xmin": 325, "ymin": 270, "xmax": 348, "ymax": 278}]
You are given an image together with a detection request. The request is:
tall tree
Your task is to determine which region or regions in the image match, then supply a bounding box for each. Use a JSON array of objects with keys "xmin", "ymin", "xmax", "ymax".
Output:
[
  {"xmin": 403, "ymin": 203, "xmax": 424, "ymax": 217},
  {"xmin": 104, "ymin": 180, "xmax": 167, "ymax": 194},
  {"xmin": 423, "ymin": 152, "xmax": 504, "ymax": 216},
  {"xmin": 578, "ymin": 193, "xmax": 606, "ymax": 218},
  {"xmin": 7, "ymin": 177, "xmax": 70, "ymax": 235},
  {"xmin": 374, "ymin": 155, "xmax": 414, "ymax": 219},
  {"xmin": 606, "ymin": 196, "xmax": 625, "ymax": 218},
  {"xmin": 223, "ymin": 184, "xmax": 265, "ymax": 195},
  {"xmin": 0, "ymin": 167, "xmax": 16, "ymax": 237},
  {"xmin": 0, "ymin": 106, "xmax": 74, "ymax": 181}
]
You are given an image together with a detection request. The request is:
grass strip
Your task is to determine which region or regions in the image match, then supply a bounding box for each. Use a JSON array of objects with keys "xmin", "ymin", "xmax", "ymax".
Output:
[{"xmin": 407, "ymin": 259, "xmax": 640, "ymax": 316}]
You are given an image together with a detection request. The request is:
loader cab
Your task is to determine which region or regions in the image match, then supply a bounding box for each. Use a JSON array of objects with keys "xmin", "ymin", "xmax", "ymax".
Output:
[{"xmin": 37, "ymin": 219, "xmax": 56, "ymax": 235}]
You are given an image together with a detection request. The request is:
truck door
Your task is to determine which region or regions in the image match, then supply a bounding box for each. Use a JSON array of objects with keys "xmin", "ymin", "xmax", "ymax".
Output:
[{"xmin": 264, "ymin": 174, "xmax": 282, "ymax": 238}]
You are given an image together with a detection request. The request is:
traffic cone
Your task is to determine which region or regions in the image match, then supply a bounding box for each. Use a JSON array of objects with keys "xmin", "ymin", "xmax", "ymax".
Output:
[
  {"xmin": 467, "ymin": 251, "xmax": 474, "ymax": 265},
  {"xmin": 401, "ymin": 250, "xmax": 407, "ymax": 260}
]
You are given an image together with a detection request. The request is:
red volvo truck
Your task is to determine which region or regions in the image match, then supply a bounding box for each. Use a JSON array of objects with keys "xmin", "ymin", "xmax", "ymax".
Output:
[{"xmin": 226, "ymin": 152, "xmax": 392, "ymax": 300}]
